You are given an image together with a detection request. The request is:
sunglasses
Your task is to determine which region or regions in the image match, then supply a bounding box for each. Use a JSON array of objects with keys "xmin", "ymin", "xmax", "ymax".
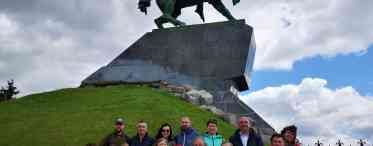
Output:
[{"xmin": 162, "ymin": 129, "xmax": 170, "ymax": 132}]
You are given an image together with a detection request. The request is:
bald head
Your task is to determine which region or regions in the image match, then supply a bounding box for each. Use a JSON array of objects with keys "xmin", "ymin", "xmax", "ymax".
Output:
[
  {"xmin": 222, "ymin": 142, "xmax": 233, "ymax": 146},
  {"xmin": 192, "ymin": 137, "xmax": 206, "ymax": 146}
]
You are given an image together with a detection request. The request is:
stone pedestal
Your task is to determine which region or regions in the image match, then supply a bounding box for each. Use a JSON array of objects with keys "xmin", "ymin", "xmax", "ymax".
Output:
[{"xmin": 81, "ymin": 20, "xmax": 275, "ymax": 141}]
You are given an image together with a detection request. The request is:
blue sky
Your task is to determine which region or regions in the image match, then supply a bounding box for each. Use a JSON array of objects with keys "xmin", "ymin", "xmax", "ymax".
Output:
[
  {"xmin": 241, "ymin": 45, "xmax": 373, "ymax": 143},
  {"xmin": 249, "ymin": 45, "xmax": 373, "ymax": 96}
]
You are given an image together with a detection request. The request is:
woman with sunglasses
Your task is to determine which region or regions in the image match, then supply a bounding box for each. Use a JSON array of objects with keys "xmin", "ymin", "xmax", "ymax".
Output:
[{"xmin": 155, "ymin": 123, "xmax": 175, "ymax": 146}]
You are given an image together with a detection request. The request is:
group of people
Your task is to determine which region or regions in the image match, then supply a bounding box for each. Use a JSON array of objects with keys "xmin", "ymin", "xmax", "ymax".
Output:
[
  {"xmin": 93, "ymin": 116, "xmax": 300, "ymax": 146},
  {"xmin": 271, "ymin": 125, "xmax": 301, "ymax": 146}
]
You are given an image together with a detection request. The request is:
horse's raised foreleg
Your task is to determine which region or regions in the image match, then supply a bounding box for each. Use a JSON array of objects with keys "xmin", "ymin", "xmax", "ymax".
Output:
[{"xmin": 210, "ymin": 0, "xmax": 236, "ymax": 20}]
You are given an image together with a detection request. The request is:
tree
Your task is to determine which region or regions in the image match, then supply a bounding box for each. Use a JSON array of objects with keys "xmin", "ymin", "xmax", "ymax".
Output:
[
  {"xmin": 315, "ymin": 140, "xmax": 323, "ymax": 146},
  {"xmin": 0, "ymin": 87, "xmax": 6, "ymax": 101},
  {"xmin": 358, "ymin": 139, "xmax": 367, "ymax": 146},
  {"xmin": 0, "ymin": 80, "xmax": 20, "ymax": 102}
]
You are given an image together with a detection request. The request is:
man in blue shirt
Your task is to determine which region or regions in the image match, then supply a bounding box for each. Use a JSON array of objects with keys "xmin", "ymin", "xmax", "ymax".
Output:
[{"xmin": 175, "ymin": 117, "xmax": 199, "ymax": 146}]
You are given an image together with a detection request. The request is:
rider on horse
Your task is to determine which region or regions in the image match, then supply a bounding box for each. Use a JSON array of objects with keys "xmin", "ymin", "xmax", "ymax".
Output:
[{"xmin": 138, "ymin": 0, "xmax": 241, "ymax": 28}]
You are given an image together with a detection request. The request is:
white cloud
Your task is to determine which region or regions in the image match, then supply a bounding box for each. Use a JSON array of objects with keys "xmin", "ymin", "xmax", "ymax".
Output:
[
  {"xmin": 0, "ymin": 14, "xmax": 17, "ymax": 36},
  {"xmin": 0, "ymin": 1, "xmax": 372, "ymax": 95},
  {"xmin": 0, "ymin": 0, "xmax": 148, "ymax": 96},
  {"xmin": 241, "ymin": 78, "xmax": 373, "ymax": 145},
  {"xmin": 228, "ymin": 0, "xmax": 373, "ymax": 70}
]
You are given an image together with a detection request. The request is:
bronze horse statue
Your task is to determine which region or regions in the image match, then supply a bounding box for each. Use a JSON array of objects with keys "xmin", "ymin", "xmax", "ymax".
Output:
[{"xmin": 138, "ymin": 0, "xmax": 241, "ymax": 28}]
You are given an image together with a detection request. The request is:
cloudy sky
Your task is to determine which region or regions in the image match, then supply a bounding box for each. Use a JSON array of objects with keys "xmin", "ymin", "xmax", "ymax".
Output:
[{"xmin": 0, "ymin": 0, "xmax": 372, "ymax": 145}]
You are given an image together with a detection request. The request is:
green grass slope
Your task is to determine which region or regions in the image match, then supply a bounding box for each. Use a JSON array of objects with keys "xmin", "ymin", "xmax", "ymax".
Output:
[{"xmin": 0, "ymin": 85, "xmax": 236, "ymax": 146}]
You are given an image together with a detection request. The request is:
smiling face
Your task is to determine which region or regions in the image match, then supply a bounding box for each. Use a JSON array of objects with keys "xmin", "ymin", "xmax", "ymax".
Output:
[
  {"xmin": 271, "ymin": 137, "xmax": 285, "ymax": 146},
  {"xmin": 137, "ymin": 122, "xmax": 148, "ymax": 136},
  {"xmin": 284, "ymin": 130, "xmax": 295, "ymax": 143},
  {"xmin": 207, "ymin": 123, "xmax": 218, "ymax": 135},
  {"xmin": 161, "ymin": 126, "xmax": 171, "ymax": 138},
  {"xmin": 238, "ymin": 117, "xmax": 251, "ymax": 133},
  {"xmin": 115, "ymin": 123, "xmax": 125, "ymax": 132}
]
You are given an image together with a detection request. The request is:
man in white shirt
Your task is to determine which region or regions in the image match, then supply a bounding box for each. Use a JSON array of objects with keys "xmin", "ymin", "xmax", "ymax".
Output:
[{"xmin": 229, "ymin": 116, "xmax": 263, "ymax": 146}]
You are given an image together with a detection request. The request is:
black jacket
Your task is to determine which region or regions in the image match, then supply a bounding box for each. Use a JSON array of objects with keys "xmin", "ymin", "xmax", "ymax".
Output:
[
  {"xmin": 100, "ymin": 131, "xmax": 131, "ymax": 146},
  {"xmin": 129, "ymin": 133, "xmax": 155, "ymax": 146},
  {"xmin": 229, "ymin": 129, "xmax": 263, "ymax": 146}
]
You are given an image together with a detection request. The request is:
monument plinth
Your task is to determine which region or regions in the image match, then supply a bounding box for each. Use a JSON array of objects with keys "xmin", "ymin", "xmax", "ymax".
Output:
[
  {"xmin": 83, "ymin": 20, "xmax": 253, "ymax": 90},
  {"xmin": 82, "ymin": 20, "xmax": 274, "ymax": 140}
]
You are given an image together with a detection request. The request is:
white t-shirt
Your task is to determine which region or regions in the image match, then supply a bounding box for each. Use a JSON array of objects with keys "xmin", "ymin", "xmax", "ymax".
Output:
[{"xmin": 240, "ymin": 133, "xmax": 249, "ymax": 146}]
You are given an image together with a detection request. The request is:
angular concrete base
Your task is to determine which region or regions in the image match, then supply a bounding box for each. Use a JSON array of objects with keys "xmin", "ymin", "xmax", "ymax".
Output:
[{"xmin": 82, "ymin": 20, "xmax": 275, "ymax": 141}]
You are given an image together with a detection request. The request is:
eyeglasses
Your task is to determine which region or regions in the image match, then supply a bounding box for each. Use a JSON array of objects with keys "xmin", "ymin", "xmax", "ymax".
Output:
[{"xmin": 162, "ymin": 129, "xmax": 170, "ymax": 132}]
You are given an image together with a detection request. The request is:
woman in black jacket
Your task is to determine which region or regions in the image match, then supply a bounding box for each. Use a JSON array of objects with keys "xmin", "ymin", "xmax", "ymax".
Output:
[{"xmin": 155, "ymin": 123, "xmax": 175, "ymax": 146}]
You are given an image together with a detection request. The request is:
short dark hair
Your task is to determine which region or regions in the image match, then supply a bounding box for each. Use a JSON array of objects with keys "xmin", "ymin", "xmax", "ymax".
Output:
[
  {"xmin": 280, "ymin": 125, "xmax": 297, "ymax": 136},
  {"xmin": 270, "ymin": 133, "xmax": 284, "ymax": 143},
  {"xmin": 206, "ymin": 119, "xmax": 218, "ymax": 126},
  {"xmin": 137, "ymin": 120, "xmax": 148, "ymax": 128}
]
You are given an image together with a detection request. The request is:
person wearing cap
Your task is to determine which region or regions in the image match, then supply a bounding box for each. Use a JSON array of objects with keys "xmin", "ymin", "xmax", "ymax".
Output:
[
  {"xmin": 229, "ymin": 116, "xmax": 263, "ymax": 146},
  {"xmin": 175, "ymin": 116, "xmax": 199, "ymax": 146},
  {"xmin": 129, "ymin": 120, "xmax": 155, "ymax": 146},
  {"xmin": 280, "ymin": 125, "xmax": 301, "ymax": 146},
  {"xmin": 99, "ymin": 118, "xmax": 131, "ymax": 146},
  {"xmin": 202, "ymin": 119, "xmax": 224, "ymax": 146}
]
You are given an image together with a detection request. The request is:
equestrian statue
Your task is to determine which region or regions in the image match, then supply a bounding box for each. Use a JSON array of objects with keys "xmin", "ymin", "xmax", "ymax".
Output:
[{"xmin": 138, "ymin": 0, "xmax": 241, "ymax": 29}]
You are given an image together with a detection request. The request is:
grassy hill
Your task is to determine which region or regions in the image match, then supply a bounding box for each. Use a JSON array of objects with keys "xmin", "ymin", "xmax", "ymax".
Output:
[{"xmin": 0, "ymin": 85, "xmax": 236, "ymax": 146}]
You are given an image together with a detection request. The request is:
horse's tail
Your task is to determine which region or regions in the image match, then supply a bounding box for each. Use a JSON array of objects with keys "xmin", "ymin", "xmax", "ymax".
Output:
[
  {"xmin": 195, "ymin": 4, "xmax": 205, "ymax": 22},
  {"xmin": 232, "ymin": 0, "xmax": 240, "ymax": 5}
]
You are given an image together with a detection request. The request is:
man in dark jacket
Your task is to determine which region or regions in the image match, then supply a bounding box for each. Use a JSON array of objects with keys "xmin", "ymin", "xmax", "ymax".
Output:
[
  {"xmin": 175, "ymin": 117, "xmax": 199, "ymax": 146},
  {"xmin": 130, "ymin": 120, "xmax": 155, "ymax": 146},
  {"xmin": 229, "ymin": 116, "xmax": 263, "ymax": 146},
  {"xmin": 100, "ymin": 118, "xmax": 131, "ymax": 146}
]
